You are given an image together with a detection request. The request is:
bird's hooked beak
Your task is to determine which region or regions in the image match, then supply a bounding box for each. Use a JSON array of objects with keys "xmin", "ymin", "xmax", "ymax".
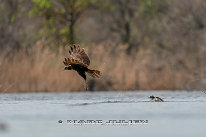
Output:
[{"xmin": 64, "ymin": 65, "xmax": 72, "ymax": 70}]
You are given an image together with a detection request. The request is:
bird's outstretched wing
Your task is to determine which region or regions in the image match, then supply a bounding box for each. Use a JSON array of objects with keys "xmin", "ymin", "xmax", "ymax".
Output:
[
  {"xmin": 68, "ymin": 44, "xmax": 90, "ymax": 66},
  {"xmin": 63, "ymin": 58, "xmax": 88, "ymax": 68}
]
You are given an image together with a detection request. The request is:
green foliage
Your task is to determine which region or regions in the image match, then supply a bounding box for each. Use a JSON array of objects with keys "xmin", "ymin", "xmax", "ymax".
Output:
[
  {"xmin": 29, "ymin": 0, "xmax": 51, "ymax": 16},
  {"xmin": 59, "ymin": 27, "xmax": 69, "ymax": 37},
  {"xmin": 44, "ymin": 17, "xmax": 56, "ymax": 32},
  {"xmin": 10, "ymin": 15, "xmax": 15, "ymax": 23},
  {"xmin": 138, "ymin": 0, "xmax": 157, "ymax": 18},
  {"xmin": 33, "ymin": 0, "xmax": 51, "ymax": 9},
  {"xmin": 30, "ymin": 0, "xmax": 101, "ymax": 45},
  {"xmin": 33, "ymin": 0, "xmax": 51, "ymax": 10},
  {"xmin": 138, "ymin": 0, "xmax": 168, "ymax": 18}
]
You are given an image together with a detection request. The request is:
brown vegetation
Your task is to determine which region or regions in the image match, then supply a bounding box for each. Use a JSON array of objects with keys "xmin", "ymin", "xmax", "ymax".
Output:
[{"xmin": 0, "ymin": 40, "xmax": 203, "ymax": 93}]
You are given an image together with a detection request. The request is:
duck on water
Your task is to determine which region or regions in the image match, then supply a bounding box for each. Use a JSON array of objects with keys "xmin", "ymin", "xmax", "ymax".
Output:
[{"xmin": 149, "ymin": 96, "xmax": 164, "ymax": 102}]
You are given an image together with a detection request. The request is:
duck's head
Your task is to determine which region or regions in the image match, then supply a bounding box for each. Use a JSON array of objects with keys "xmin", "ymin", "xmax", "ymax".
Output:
[{"xmin": 149, "ymin": 95, "xmax": 155, "ymax": 99}]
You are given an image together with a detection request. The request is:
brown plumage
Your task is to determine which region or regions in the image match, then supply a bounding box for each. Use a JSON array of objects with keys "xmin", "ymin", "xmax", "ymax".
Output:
[{"xmin": 63, "ymin": 44, "xmax": 101, "ymax": 90}]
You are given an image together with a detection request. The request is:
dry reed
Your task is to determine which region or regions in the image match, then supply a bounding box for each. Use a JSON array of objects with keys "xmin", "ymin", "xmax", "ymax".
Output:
[{"xmin": 0, "ymin": 41, "xmax": 197, "ymax": 93}]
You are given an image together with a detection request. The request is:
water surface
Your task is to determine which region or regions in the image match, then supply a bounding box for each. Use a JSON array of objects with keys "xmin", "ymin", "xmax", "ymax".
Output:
[{"xmin": 0, "ymin": 91, "xmax": 206, "ymax": 137}]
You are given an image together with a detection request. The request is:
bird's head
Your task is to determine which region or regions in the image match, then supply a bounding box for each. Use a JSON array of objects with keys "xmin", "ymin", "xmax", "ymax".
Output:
[
  {"xmin": 149, "ymin": 96, "xmax": 155, "ymax": 99},
  {"xmin": 64, "ymin": 65, "xmax": 72, "ymax": 70}
]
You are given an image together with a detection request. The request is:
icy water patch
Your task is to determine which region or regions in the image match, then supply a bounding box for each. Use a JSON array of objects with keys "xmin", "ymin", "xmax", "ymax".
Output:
[{"xmin": 0, "ymin": 91, "xmax": 206, "ymax": 137}]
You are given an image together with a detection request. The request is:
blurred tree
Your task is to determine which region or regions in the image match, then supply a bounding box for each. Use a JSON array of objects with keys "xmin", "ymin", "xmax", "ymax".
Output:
[
  {"xmin": 30, "ymin": 0, "xmax": 101, "ymax": 45},
  {"xmin": 104, "ymin": 0, "xmax": 168, "ymax": 54},
  {"xmin": 0, "ymin": 0, "xmax": 24, "ymax": 55},
  {"xmin": 106, "ymin": 0, "xmax": 137, "ymax": 51}
]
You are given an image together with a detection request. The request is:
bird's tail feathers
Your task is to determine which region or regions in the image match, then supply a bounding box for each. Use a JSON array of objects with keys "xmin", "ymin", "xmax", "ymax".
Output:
[{"xmin": 87, "ymin": 69, "xmax": 101, "ymax": 78}]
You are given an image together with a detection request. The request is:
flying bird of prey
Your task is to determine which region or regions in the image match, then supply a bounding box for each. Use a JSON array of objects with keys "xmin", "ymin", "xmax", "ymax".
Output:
[{"xmin": 63, "ymin": 44, "xmax": 101, "ymax": 90}]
